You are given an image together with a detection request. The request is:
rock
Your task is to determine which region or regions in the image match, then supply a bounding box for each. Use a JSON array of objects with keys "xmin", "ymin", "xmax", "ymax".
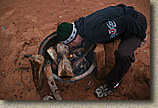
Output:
[
  {"xmin": 94, "ymin": 44, "xmax": 106, "ymax": 80},
  {"xmin": 47, "ymin": 46, "xmax": 58, "ymax": 65},
  {"xmin": 1, "ymin": 27, "xmax": 6, "ymax": 31},
  {"xmin": 14, "ymin": 94, "xmax": 17, "ymax": 97},
  {"xmin": 1, "ymin": 72, "xmax": 5, "ymax": 78},
  {"xmin": 85, "ymin": 86, "xmax": 91, "ymax": 92},
  {"xmin": 5, "ymin": 84, "xmax": 8, "ymax": 88}
]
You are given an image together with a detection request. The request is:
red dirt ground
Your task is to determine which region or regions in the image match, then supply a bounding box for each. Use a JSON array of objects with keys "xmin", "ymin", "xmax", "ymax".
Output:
[{"xmin": 0, "ymin": 0, "xmax": 150, "ymax": 100}]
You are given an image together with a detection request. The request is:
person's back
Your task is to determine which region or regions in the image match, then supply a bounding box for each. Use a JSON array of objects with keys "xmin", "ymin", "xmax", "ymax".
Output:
[{"xmin": 74, "ymin": 4, "xmax": 145, "ymax": 43}]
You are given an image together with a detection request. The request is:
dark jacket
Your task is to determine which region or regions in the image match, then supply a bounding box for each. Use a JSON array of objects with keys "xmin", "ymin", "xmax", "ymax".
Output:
[{"xmin": 74, "ymin": 4, "xmax": 146, "ymax": 43}]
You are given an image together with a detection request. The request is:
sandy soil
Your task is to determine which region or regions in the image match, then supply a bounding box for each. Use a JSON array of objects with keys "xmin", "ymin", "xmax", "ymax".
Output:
[{"xmin": 0, "ymin": 0, "xmax": 150, "ymax": 100}]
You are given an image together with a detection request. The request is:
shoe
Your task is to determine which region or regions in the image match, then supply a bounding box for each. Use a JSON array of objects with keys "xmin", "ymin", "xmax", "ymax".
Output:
[
  {"xmin": 94, "ymin": 81, "xmax": 121, "ymax": 98},
  {"xmin": 43, "ymin": 95, "xmax": 54, "ymax": 100}
]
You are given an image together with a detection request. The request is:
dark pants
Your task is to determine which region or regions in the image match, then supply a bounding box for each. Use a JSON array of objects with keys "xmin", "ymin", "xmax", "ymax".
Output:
[{"xmin": 106, "ymin": 12, "xmax": 147, "ymax": 88}]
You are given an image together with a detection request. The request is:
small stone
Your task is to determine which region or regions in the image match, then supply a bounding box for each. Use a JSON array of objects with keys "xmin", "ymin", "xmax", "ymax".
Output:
[
  {"xmin": 123, "ymin": 88, "xmax": 126, "ymax": 92},
  {"xmin": 28, "ymin": 87, "xmax": 31, "ymax": 91},
  {"xmin": 10, "ymin": 55, "xmax": 12, "ymax": 57},
  {"xmin": 2, "ymin": 72, "xmax": 5, "ymax": 78},
  {"xmin": 59, "ymin": 16, "xmax": 62, "ymax": 18},
  {"xmin": 144, "ymin": 50, "xmax": 146, "ymax": 53},
  {"xmin": 5, "ymin": 84, "xmax": 8, "ymax": 88},
  {"xmin": 29, "ymin": 80, "xmax": 32, "ymax": 83},
  {"xmin": 5, "ymin": 35, "xmax": 7, "ymax": 37},
  {"xmin": 85, "ymin": 86, "xmax": 91, "ymax": 91},
  {"xmin": 21, "ymin": 57, "xmax": 24, "ymax": 60},
  {"xmin": 18, "ymin": 82, "xmax": 21, "ymax": 86},
  {"xmin": 1, "ymin": 27, "xmax": 6, "ymax": 31}
]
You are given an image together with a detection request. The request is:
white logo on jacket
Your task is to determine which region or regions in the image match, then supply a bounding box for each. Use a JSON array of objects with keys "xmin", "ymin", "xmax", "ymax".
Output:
[{"xmin": 106, "ymin": 21, "xmax": 118, "ymax": 39}]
